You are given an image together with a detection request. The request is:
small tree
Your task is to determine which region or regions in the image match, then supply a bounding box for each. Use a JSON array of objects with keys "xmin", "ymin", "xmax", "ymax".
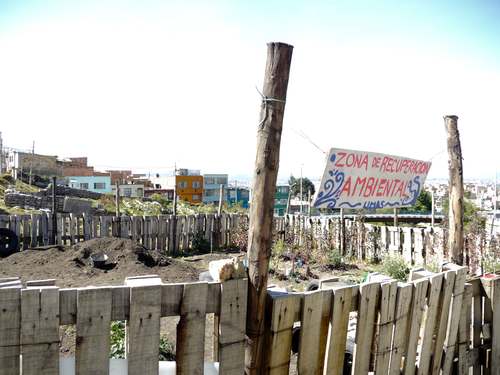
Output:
[{"xmin": 288, "ymin": 175, "xmax": 315, "ymax": 200}]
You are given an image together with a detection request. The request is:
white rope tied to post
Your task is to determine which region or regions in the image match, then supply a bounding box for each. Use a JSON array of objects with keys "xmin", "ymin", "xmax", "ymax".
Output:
[{"xmin": 256, "ymin": 86, "xmax": 286, "ymax": 129}]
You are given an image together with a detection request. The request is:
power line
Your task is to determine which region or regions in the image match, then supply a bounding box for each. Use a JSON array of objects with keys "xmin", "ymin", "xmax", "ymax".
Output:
[{"xmin": 291, "ymin": 128, "xmax": 327, "ymax": 155}]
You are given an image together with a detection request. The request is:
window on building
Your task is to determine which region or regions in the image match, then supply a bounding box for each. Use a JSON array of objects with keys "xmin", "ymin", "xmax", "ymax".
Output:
[
  {"xmin": 178, "ymin": 181, "xmax": 188, "ymax": 189},
  {"xmin": 205, "ymin": 177, "xmax": 215, "ymax": 185},
  {"xmin": 192, "ymin": 181, "xmax": 201, "ymax": 188},
  {"xmin": 94, "ymin": 182, "xmax": 106, "ymax": 190},
  {"xmin": 80, "ymin": 183, "xmax": 89, "ymax": 190},
  {"xmin": 123, "ymin": 188, "xmax": 132, "ymax": 197},
  {"xmin": 137, "ymin": 188, "xmax": 144, "ymax": 197},
  {"xmin": 192, "ymin": 194, "xmax": 200, "ymax": 201},
  {"xmin": 215, "ymin": 178, "xmax": 227, "ymax": 185}
]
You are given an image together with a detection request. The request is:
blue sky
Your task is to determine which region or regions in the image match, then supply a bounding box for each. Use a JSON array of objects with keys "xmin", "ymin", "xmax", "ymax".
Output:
[{"xmin": 1, "ymin": 0, "xmax": 499, "ymax": 181}]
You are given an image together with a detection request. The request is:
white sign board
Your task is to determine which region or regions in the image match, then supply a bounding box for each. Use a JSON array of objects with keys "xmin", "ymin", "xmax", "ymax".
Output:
[{"xmin": 313, "ymin": 148, "xmax": 431, "ymax": 210}]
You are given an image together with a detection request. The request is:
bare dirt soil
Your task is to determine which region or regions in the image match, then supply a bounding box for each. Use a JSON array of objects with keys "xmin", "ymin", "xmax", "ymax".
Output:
[{"xmin": 0, "ymin": 237, "xmax": 233, "ymax": 287}]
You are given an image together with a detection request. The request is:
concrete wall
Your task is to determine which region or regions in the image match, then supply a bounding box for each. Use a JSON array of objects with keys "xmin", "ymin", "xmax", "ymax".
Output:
[
  {"xmin": 66, "ymin": 176, "xmax": 112, "ymax": 193},
  {"xmin": 7, "ymin": 151, "xmax": 61, "ymax": 178},
  {"xmin": 111, "ymin": 184, "xmax": 145, "ymax": 198}
]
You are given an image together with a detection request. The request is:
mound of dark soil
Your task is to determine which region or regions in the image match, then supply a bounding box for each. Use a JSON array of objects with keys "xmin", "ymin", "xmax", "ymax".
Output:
[
  {"xmin": 0, "ymin": 237, "xmax": 201, "ymax": 287},
  {"xmin": 71, "ymin": 237, "xmax": 171, "ymax": 268}
]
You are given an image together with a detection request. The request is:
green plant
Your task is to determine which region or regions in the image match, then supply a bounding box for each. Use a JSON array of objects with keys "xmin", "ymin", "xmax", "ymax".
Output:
[
  {"xmin": 158, "ymin": 336, "xmax": 176, "ymax": 361},
  {"xmin": 109, "ymin": 321, "xmax": 175, "ymax": 360},
  {"xmin": 110, "ymin": 321, "xmax": 126, "ymax": 359},
  {"xmin": 192, "ymin": 232, "xmax": 210, "ymax": 253},
  {"xmin": 381, "ymin": 254, "xmax": 410, "ymax": 282},
  {"xmin": 328, "ymin": 249, "xmax": 344, "ymax": 269}
]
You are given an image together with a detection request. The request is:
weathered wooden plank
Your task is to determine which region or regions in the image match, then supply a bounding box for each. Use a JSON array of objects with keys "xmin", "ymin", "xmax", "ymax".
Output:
[
  {"xmin": 176, "ymin": 282, "xmax": 208, "ymax": 375},
  {"xmin": 127, "ymin": 285, "xmax": 161, "ymax": 375},
  {"xmin": 417, "ymin": 273, "xmax": 444, "ymax": 375},
  {"xmin": 0, "ymin": 287, "xmax": 21, "ymax": 375},
  {"xmin": 374, "ymin": 281, "xmax": 398, "ymax": 374},
  {"xmin": 26, "ymin": 279, "xmax": 56, "ymax": 287},
  {"xmin": 76, "ymin": 287, "xmax": 112, "ymax": 375},
  {"xmin": 458, "ymin": 283, "xmax": 472, "ymax": 375},
  {"xmin": 403, "ymin": 278, "xmax": 429, "ymax": 375},
  {"xmin": 388, "ymin": 283, "xmax": 413, "ymax": 375},
  {"xmin": 21, "ymin": 287, "xmax": 60, "ymax": 375},
  {"xmin": 30, "ymin": 214, "xmax": 39, "ymax": 247},
  {"xmin": 352, "ymin": 282, "xmax": 380, "ymax": 375},
  {"xmin": 218, "ymin": 279, "xmax": 248, "ymax": 375},
  {"xmin": 442, "ymin": 266, "xmax": 467, "ymax": 374},
  {"xmin": 297, "ymin": 289, "xmax": 331, "ymax": 375},
  {"xmin": 482, "ymin": 276, "xmax": 500, "ymax": 375},
  {"xmin": 472, "ymin": 284, "xmax": 482, "ymax": 375},
  {"xmin": 262, "ymin": 293, "xmax": 301, "ymax": 375},
  {"xmin": 431, "ymin": 270, "xmax": 456, "ymax": 375}
]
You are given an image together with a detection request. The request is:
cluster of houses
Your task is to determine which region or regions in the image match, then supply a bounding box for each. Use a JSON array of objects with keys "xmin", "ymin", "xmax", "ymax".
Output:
[{"xmin": 5, "ymin": 150, "xmax": 297, "ymax": 213}]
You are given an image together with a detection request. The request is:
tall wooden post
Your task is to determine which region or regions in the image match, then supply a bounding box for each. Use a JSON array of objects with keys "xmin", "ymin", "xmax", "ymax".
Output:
[
  {"xmin": 218, "ymin": 184, "xmax": 224, "ymax": 215},
  {"xmin": 245, "ymin": 42, "xmax": 293, "ymax": 374},
  {"xmin": 115, "ymin": 182, "xmax": 120, "ymax": 236},
  {"xmin": 340, "ymin": 208, "xmax": 346, "ymax": 255},
  {"xmin": 285, "ymin": 187, "xmax": 292, "ymax": 215},
  {"xmin": 51, "ymin": 176, "xmax": 57, "ymax": 245},
  {"xmin": 172, "ymin": 168, "xmax": 178, "ymax": 255},
  {"xmin": 445, "ymin": 115, "xmax": 464, "ymax": 265},
  {"xmin": 431, "ymin": 189, "xmax": 435, "ymax": 227}
]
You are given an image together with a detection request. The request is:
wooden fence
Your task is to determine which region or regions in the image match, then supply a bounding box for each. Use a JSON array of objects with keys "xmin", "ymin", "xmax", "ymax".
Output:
[
  {"xmin": 2, "ymin": 267, "xmax": 498, "ymax": 374},
  {"xmin": 275, "ymin": 215, "xmax": 492, "ymax": 272},
  {"xmin": 263, "ymin": 265, "xmax": 499, "ymax": 375},
  {"xmin": 0, "ymin": 278, "xmax": 248, "ymax": 375},
  {"xmin": 0, "ymin": 213, "xmax": 246, "ymax": 253},
  {"xmin": 1, "ymin": 213, "xmax": 493, "ymax": 271}
]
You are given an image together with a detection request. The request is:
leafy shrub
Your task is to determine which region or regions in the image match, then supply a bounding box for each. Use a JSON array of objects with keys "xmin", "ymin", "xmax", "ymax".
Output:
[
  {"xmin": 381, "ymin": 254, "xmax": 410, "ymax": 282},
  {"xmin": 110, "ymin": 321, "xmax": 126, "ymax": 359},
  {"xmin": 328, "ymin": 250, "xmax": 344, "ymax": 269}
]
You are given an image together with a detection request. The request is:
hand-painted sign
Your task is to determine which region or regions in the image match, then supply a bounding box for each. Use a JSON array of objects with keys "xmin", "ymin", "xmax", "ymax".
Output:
[{"xmin": 313, "ymin": 148, "xmax": 431, "ymax": 210}]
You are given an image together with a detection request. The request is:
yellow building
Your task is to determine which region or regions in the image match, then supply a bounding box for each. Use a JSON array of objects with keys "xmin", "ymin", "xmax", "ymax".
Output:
[{"xmin": 175, "ymin": 174, "xmax": 203, "ymax": 204}]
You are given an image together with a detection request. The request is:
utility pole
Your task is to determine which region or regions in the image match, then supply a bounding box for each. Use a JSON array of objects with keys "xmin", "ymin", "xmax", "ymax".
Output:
[
  {"xmin": 245, "ymin": 42, "xmax": 293, "ymax": 374},
  {"xmin": 445, "ymin": 115, "xmax": 464, "ymax": 265},
  {"xmin": 300, "ymin": 165, "xmax": 303, "ymax": 215},
  {"xmin": 491, "ymin": 172, "xmax": 497, "ymax": 237},
  {"xmin": 307, "ymin": 188, "xmax": 311, "ymax": 217},
  {"xmin": 29, "ymin": 140, "xmax": 34, "ymax": 185}
]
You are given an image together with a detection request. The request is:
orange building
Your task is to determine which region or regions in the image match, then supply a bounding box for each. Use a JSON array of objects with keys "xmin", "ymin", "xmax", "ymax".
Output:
[{"xmin": 175, "ymin": 175, "xmax": 203, "ymax": 204}]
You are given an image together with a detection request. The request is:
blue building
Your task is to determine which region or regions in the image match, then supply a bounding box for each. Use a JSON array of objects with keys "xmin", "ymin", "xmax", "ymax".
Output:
[
  {"xmin": 203, "ymin": 174, "xmax": 228, "ymax": 205},
  {"xmin": 227, "ymin": 187, "xmax": 250, "ymax": 208},
  {"xmin": 66, "ymin": 175, "xmax": 112, "ymax": 194}
]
